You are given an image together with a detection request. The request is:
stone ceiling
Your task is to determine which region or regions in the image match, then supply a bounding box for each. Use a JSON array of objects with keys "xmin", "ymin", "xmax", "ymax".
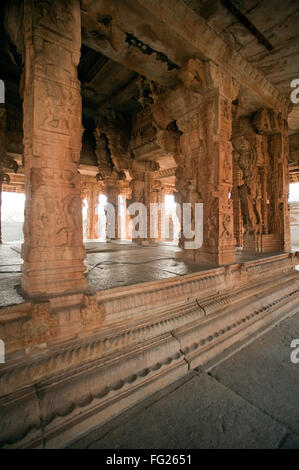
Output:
[
  {"xmin": 184, "ymin": 0, "xmax": 299, "ymax": 133},
  {"xmin": 1, "ymin": 0, "xmax": 299, "ymax": 169}
]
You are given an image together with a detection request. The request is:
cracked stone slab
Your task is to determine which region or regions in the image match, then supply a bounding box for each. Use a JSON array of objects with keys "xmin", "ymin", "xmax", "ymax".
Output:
[
  {"xmin": 210, "ymin": 312, "xmax": 299, "ymax": 435},
  {"xmin": 75, "ymin": 373, "xmax": 286, "ymax": 449}
]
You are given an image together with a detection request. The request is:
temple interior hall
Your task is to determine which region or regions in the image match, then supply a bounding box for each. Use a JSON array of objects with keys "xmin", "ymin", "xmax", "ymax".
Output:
[{"xmin": 0, "ymin": 0, "xmax": 299, "ymax": 449}]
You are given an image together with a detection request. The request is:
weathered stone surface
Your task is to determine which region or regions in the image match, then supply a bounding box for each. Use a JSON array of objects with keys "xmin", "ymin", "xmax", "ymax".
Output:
[
  {"xmin": 71, "ymin": 373, "xmax": 286, "ymax": 449},
  {"xmin": 0, "ymin": 0, "xmax": 298, "ymax": 449},
  {"xmin": 19, "ymin": 0, "xmax": 87, "ymax": 297}
]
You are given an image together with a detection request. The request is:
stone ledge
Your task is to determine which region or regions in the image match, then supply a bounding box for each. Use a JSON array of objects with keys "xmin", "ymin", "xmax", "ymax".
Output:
[{"xmin": 0, "ymin": 254, "xmax": 298, "ymax": 448}]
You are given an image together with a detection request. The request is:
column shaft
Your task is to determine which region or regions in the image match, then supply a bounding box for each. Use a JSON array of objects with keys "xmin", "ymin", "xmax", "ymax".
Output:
[{"xmin": 21, "ymin": 0, "xmax": 86, "ymax": 296}]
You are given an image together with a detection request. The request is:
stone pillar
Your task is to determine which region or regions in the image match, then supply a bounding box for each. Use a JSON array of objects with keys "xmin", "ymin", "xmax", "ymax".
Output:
[
  {"xmin": 231, "ymin": 118, "xmax": 265, "ymax": 253},
  {"xmin": 171, "ymin": 60, "xmax": 237, "ymax": 265},
  {"xmin": 232, "ymin": 109, "xmax": 290, "ymax": 253},
  {"xmin": 21, "ymin": 0, "xmax": 86, "ymax": 297},
  {"xmin": 156, "ymin": 187, "xmax": 166, "ymax": 242},
  {"xmin": 232, "ymin": 154, "xmax": 243, "ymax": 248},
  {"xmin": 106, "ymin": 183, "xmax": 120, "ymax": 240},
  {"xmin": 253, "ymin": 109, "xmax": 290, "ymax": 252},
  {"xmin": 86, "ymin": 183, "xmax": 99, "ymax": 240},
  {"xmin": 144, "ymin": 178, "xmax": 162, "ymax": 244},
  {"xmin": 127, "ymin": 176, "xmax": 144, "ymax": 244}
]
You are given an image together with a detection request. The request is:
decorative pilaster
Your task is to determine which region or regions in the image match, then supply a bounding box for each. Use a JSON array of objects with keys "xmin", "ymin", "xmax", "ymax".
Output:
[
  {"xmin": 232, "ymin": 109, "xmax": 290, "ymax": 253},
  {"xmin": 172, "ymin": 60, "xmax": 238, "ymax": 264},
  {"xmin": 232, "ymin": 154, "xmax": 243, "ymax": 248},
  {"xmin": 253, "ymin": 109, "xmax": 290, "ymax": 252},
  {"xmin": 129, "ymin": 175, "xmax": 146, "ymax": 244},
  {"xmin": 21, "ymin": 0, "xmax": 86, "ymax": 296},
  {"xmin": 106, "ymin": 182, "xmax": 120, "ymax": 240}
]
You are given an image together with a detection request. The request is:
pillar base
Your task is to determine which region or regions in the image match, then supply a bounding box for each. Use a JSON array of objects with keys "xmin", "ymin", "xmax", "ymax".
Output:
[
  {"xmin": 21, "ymin": 246, "xmax": 87, "ymax": 298},
  {"xmin": 176, "ymin": 245, "xmax": 236, "ymax": 266}
]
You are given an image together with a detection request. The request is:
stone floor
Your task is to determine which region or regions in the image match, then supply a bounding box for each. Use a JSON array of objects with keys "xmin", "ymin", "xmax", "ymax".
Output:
[
  {"xmin": 69, "ymin": 309, "xmax": 299, "ymax": 449},
  {"xmin": 0, "ymin": 241, "xmax": 290, "ymax": 307}
]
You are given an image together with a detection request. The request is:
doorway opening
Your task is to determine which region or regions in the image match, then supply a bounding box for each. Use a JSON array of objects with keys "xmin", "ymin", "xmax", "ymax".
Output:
[{"xmin": 1, "ymin": 192, "xmax": 25, "ymax": 244}]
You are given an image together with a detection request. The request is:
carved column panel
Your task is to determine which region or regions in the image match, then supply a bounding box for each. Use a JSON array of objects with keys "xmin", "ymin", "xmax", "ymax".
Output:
[
  {"xmin": 106, "ymin": 183, "xmax": 120, "ymax": 240},
  {"xmin": 253, "ymin": 109, "xmax": 291, "ymax": 252},
  {"xmin": 199, "ymin": 88, "xmax": 236, "ymax": 264},
  {"xmin": 21, "ymin": 0, "xmax": 86, "ymax": 296},
  {"xmin": 129, "ymin": 175, "xmax": 146, "ymax": 244},
  {"xmin": 87, "ymin": 184, "xmax": 99, "ymax": 240},
  {"xmin": 232, "ymin": 153, "xmax": 243, "ymax": 248},
  {"xmin": 232, "ymin": 109, "xmax": 290, "ymax": 253},
  {"xmin": 157, "ymin": 187, "xmax": 167, "ymax": 242},
  {"xmin": 231, "ymin": 118, "xmax": 264, "ymax": 253},
  {"xmin": 149, "ymin": 60, "xmax": 237, "ymax": 264},
  {"xmin": 172, "ymin": 61, "xmax": 237, "ymax": 264}
]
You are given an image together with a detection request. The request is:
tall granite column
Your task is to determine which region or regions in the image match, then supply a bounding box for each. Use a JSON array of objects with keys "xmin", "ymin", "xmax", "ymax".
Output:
[
  {"xmin": 232, "ymin": 154, "xmax": 243, "ymax": 248},
  {"xmin": 231, "ymin": 109, "xmax": 290, "ymax": 253},
  {"xmin": 129, "ymin": 175, "xmax": 146, "ymax": 244},
  {"xmin": 168, "ymin": 60, "xmax": 238, "ymax": 264},
  {"xmin": 106, "ymin": 182, "xmax": 120, "ymax": 240},
  {"xmin": 253, "ymin": 109, "xmax": 291, "ymax": 252},
  {"xmin": 21, "ymin": 0, "xmax": 86, "ymax": 296},
  {"xmin": 86, "ymin": 183, "xmax": 99, "ymax": 240}
]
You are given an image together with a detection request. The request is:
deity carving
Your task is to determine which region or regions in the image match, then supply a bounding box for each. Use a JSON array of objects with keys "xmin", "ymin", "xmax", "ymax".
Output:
[
  {"xmin": 178, "ymin": 59, "xmax": 208, "ymax": 94},
  {"xmin": 232, "ymin": 135, "xmax": 263, "ymax": 235}
]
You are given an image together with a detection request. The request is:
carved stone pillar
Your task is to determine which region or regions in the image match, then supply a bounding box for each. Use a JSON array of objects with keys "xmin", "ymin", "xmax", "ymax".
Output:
[
  {"xmin": 156, "ymin": 186, "xmax": 167, "ymax": 242},
  {"xmin": 232, "ymin": 118, "xmax": 265, "ymax": 253},
  {"xmin": 86, "ymin": 184, "xmax": 99, "ymax": 240},
  {"xmin": 144, "ymin": 177, "xmax": 161, "ymax": 244},
  {"xmin": 129, "ymin": 175, "xmax": 146, "ymax": 244},
  {"xmin": 106, "ymin": 182, "xmax": 120, "ymax": 240},
  {"xmin": 232, "ymin": 109, "xmax": 290, "ymax": 253},
  {"xmin": 169, "ymin": 60, "xmax": 238, "ymax": 264},
  {"xmin": 20, "ymin": 0, "xmax": 86, "ymax": 296},
  {"xmin": 118, "ymin": 182, "xmax": 132, "ymax": 240},
  {"xmin": 232, "ymin": 154, "xmax": 243, "ymax": 248},
  {"xmin": 253, "ymin": 109, "xmax": 290, "ymax": 252}
]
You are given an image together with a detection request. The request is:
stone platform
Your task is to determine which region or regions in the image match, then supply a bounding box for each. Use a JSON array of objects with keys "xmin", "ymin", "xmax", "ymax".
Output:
[
  {"xmin": 0, "ymin": 244, "xmax": 299, "ymax": 448},
  {"xmin": 70, "ymin": 310, "xmax": 299, "ymax": 449},
  {"xmin": 0, "ymin": 241, "xmax": 289, "ymax": 307}
]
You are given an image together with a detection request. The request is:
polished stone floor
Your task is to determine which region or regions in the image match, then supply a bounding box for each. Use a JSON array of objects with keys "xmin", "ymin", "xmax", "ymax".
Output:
[
  {"xmin": 0, "ymin": 240, "xmax": 291, "ymax": 307},
  {"xmin": 70, "ymin": 309, "xmax": 299, "ymax": 449}
]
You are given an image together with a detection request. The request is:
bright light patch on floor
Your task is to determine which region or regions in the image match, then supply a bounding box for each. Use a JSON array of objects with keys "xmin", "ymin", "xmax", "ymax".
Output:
[{"xmin": 289, "ymin": 183, "xmax": 299, "ymax": 202}]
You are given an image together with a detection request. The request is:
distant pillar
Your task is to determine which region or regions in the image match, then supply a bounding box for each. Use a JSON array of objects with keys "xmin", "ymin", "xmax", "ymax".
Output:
[
  {"xmin": 86, "ymin": 183, "xmax": 99, "ymax": 240},
  {"xmin": 172, "ymin": 60, "xmax": 237, "ymax": 264}
]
